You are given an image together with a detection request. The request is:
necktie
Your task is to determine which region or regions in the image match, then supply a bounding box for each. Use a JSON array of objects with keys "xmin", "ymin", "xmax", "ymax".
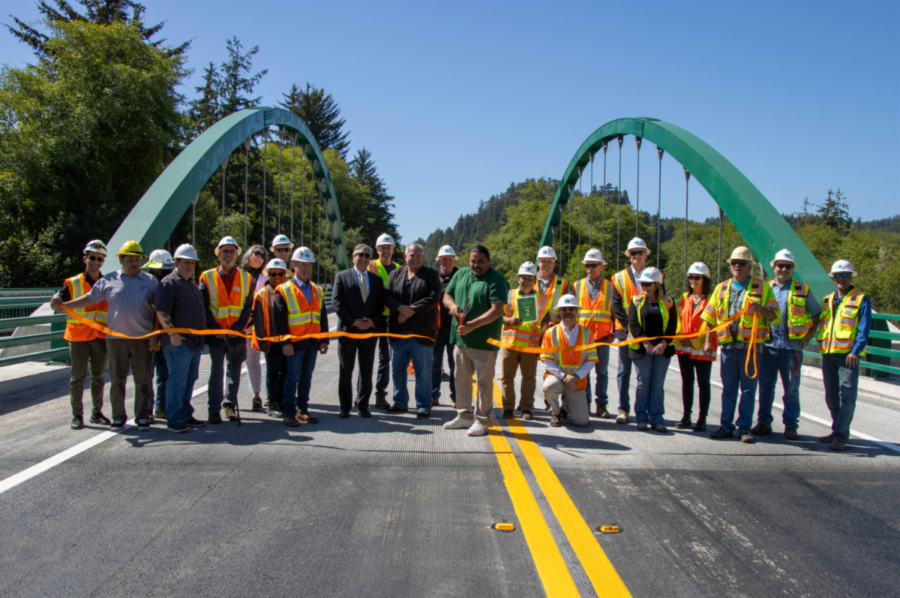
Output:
[{"xmin": 358, "ymin": 271, "xmax": 368, "ymax": 302}]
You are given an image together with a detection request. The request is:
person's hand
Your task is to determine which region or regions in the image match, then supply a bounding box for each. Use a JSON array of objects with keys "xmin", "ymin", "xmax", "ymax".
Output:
[
  {"xmin": 148, "ymin": 336, "xmax": 159, "ymax": 351},
  {"xmin": 747, "ymin": 300, "xmax": 759, "ymax": 315},
  {"xmin": 450, "ymin": 305, "xmax": 463, "ymax": 319},
  {"xmin": 703, "ymin": 337, "xmax": 714, "ymax": 354},
  {"xmin": 846, "ymin": 353, "xmax": 859, "ymax": 368},
  {"xmin": 170, "ymin": 333, "xmax": 183, "ymax": 347},
  {"xmin": 319, "ymin": 342, "xmax": 328, "ymax": 355},
  {"xmin": 680, "ymin": 340, "xmax": 692, "ymax": 348},
  {"xmin": 510, "ymin": 317, "xmax": 522, "ymax": 327},
  {"xmin": 282, "ymin": 344, "xmax": 295, "ymax": 357},
  {"xmin": 49, "ymin": 296, "xmax": 63, "ymax": 313},
  {"xmin": 654, "ymin": 340, "xmax": 668, "ymax": 355},
  {"xmin": 564, "ymin": 375, "xmax": 579, "ymax": 391},
  {"xmin": 398, "ymin": 306, "xmax": 415, "ymax": 322},
  {"xmin": 602, "ymin": 334, "xmax": 615, "ymax": 343},
  {"xmin": 352, "ymin": 318, "xmax": 369, "ymax": 329},
  {"xmin": 457, "ymin": 322, "xmax": 475, "ymax": 336},
  {"xmin": 642, "ymin": 341, "xmax": 655, "ymax": 352}
]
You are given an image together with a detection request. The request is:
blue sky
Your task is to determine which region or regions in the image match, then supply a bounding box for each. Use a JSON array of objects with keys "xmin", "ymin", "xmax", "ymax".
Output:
[{"xmin": 3, "ymin": 0, "xmax": 898, "ymax": 242}]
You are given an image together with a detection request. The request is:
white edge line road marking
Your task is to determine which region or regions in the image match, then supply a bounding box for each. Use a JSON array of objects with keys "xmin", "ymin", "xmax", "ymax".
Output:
[
  {"xmin": 668, "ymin": 364, "xmax": 900, "ymax": 453},
  {"xmin": 0, "ymin": 365, "xmax": 249, "ymax": 496}
]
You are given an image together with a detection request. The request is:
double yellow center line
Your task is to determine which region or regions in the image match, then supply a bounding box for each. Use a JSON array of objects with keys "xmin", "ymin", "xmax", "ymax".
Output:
[{"xmin": 486, "ymin": 381, "xmax": 632, "ymax": 598}]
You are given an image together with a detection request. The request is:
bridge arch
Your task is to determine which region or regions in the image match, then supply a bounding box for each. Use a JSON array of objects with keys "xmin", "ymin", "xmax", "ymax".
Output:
[
  {"xmin": 105, "ymin": 107, "xmax": 349, "ymax": 272},
  {"xmin": 542, "ymin": 118, "xmax": 832, "ymax": 300}
]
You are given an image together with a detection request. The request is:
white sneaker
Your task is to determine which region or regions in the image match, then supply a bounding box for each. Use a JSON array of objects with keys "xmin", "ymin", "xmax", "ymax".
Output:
[
  {"xmin": 444, "ymin": 415, "xmax": 475, "ymax": 430},
  {"xmin": 467, "ymin": 420, "xmax": 488, "ymax": 436}
]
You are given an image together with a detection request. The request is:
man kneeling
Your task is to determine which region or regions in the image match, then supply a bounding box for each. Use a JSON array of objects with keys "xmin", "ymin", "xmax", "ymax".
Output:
[{"xmin": 540, "ymin": 294, "xmax": 598, "ymax": 427}]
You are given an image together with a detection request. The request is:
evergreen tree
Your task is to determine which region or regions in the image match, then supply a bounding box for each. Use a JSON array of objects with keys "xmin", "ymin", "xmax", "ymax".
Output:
[
  {"xmin": 218, "ymin": 37, "xmax": 267, "ymax": 115},
  {"xmin": 279, "ymin": 83, "xmax": 351, "ymax": 159},
  {"xmin": 817, "ymin": 188, "xmax": 852, "ymax": 235},
  {"xmin": 349, "ymin": 147, "xmax": 398, "ymax": 240},
  {"xmin": 188, "ymin": 62, "xmax": 221, "ymax": 137}
]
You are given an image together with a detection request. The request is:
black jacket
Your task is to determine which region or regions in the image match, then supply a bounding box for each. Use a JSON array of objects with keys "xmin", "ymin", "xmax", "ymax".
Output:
[
  {"xmin": 332, "ymin": 268, "xmax": 385, "ymax": 332},
  {"xmin": 384, "ymin": 266, "xmax": 441, "ymax": 346},
  {"xmin": 436, "ymin": 267, "xmax": 458, "ymax": 334},
  {"xmin": 627, "ymin": 295, "xmax": 677, "ymax": 359}
]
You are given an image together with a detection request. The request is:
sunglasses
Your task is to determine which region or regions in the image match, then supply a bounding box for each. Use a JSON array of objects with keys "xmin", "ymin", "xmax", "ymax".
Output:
[
  {"xmin": 629, "ymin": 251, "xmax": 645, "ymax": 257},
  {"xmin": 775, "ymin": 263, "xmax": 794, "ymax": 270},
  {"xmin": 731, "ymin": 260, "xmax": 748, "ymax": 267},
  {"xmin": 687, "ymin": 275, "xmax": 703, "ymax": 281},
  {"xmin": 585, "ymin": 263, "xmax": 602, "ymax": 269},
  {"xmin": 87, "ymin": 256, "xmax": 105, "ymax": 262},
  {"xmin": 253, "ymin": 251, "xmax": 266, "ymax": 258},
  {"xmin": 558, "ymin": 307, "xmax": 577, "ymax": 312},
  {"xmin": 274, "ymin": 247, "xmax": 290, "ymax": 252},
  {"xmin": 355, "ymin": 252, "xmax": 372, "ymax": 258},
  {"xmin": 832, "ymin": 273, "xmax": 851, "ymax": 279},
  {"xmin": 268, "ymin": 271, "xmax": 286, "ymax": 277}
]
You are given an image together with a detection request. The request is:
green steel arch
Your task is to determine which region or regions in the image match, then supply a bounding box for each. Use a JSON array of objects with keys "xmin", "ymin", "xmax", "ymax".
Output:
[
  {"xmin": 543, "ymin": 118, "xmax": 832, "ymax": 301},
  {"xmin": 105, "ymin": 107, "xmax": 349, "ymax": 272}
]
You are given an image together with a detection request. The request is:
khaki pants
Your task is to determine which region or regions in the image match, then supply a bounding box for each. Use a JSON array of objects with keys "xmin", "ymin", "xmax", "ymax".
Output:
[
  {"xmin": 542, "ymin": 375, "xmax": 590, "ymax": 427},
  {"xmin": 500, "ymin": 348, "xmax": 537, "ymax": 411},
  {"xmin": 68, "ymin": 338, "xmax": 107, "ymax": 416},
  {"xmin": 106, "ymin": 338, "xmax": 153, "ymax": 421},
  {"xmin": 454, "ymin": 346, "xmax": 498, "ymax": 423}
]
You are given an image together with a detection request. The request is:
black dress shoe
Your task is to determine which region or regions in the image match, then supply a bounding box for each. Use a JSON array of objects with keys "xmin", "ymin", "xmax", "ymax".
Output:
[
  {"xmin": 358, "ymin": 409, "xmax": 372, "ymax": 418},
  {"xmin": 339, "ymin": 410, "xmax": 350, "ymax": 419},
  {"xmin": 416, "ymin": 410, "xmax": 431, "ymax": 419},
  {"xmin": 386, "ymin": 406, "xmax": 408, "ymax": 413}
]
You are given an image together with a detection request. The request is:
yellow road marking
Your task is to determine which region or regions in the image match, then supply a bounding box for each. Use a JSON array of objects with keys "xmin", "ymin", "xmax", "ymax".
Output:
[{"xmin": 494, "ymin": 381, "xmax": 632, "ymax": 597}]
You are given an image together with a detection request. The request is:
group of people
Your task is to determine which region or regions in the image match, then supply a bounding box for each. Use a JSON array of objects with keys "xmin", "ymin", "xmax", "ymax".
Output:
[{"xmin": 51, "ymin": 232, "xmax": 871, "ymax": 451}]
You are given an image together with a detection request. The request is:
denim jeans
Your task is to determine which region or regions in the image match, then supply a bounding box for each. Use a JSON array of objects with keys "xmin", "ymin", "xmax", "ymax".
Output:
[
  {"xmin": 431, "ymin": 331, "xmax": 456, "ymax": 402},
  {"xmin": 283, "ymin": 342, "xmax": 319, "ymax": 417},
  {"xmin": 162, "ymin": 343, "xmax": 201, "ymax": 426},
  {"xmin": 633, "ymin": 353, "xmax": 670, "ymax": 426},
  {"xmin": 264, "ymin": 349, "xmax": 288, "ymax": 410},
  {"xmin": 585, "ymin": 345, "xmax": 611, "ymax": 406},
  {"xmin": 390, "ymin": 338, "xmax": 434, "ymax": 411},
  {"xmin": 152, "ymin": 349, "xmax": 169, "ymax": 412},
  {"xmin": 822, "ymin": 353, "xmax": 859, "ymax": 442},
  {"xmin": 616, "ymin": 345, "xmax": 633, "ymax": 414},
  {"xmin": 208, "ymin": 337, "xmax": 246, "ymax": 411},
  {"xmin": 720, "ymin": 346, "xmax": 759, "ymax": 434},
  {"xmin": 758, "ymin": 346, "xmax": 803, "ymax": 429}
]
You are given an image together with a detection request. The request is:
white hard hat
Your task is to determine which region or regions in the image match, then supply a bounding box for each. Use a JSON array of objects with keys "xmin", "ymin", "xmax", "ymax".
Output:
[
  {"xmin": 518, "ymin": 261, "xmax": 538, "ymax": 277},
  {"xmin": 625, "ymin": 237, "xmax": 651, "ymax": 257},
  {"xmin": 555, "ymin": 293, "xmax": 579, "ymax": 310},
  {"xmin": 436, "ymin": 245, "xmax": 457, "ymax": 260},
  {"xmin": 537, "ymin": 246, "xmax": 557, "ymax": 260},
  {"xmin": 270, "ymin": 234, "xmax": 293, "ymax": 252},
  {"xmin": 582, "ymin": 248, "xmax": 607, "ymax": 264},
  {"xmin": 687, "ymin": 262, "xmax": 711, "ymax": 278},
  {"xmin": 376, "ymin": 233, "xmax": 395, "ymax": 247},
  {"xmin": 638, "ymin": 267, "xmax": 663, "ymax": 285},
  {"xmin": 216, "ymin": 236, "xmax": 241, "ymax": 254},
  {"xmin": 83, "ymin": 239, "xmax": 108, "ymax": 257},
  {"xmin": 173, "ymin": 244, "xmax": 199, "ymax": 261},
  {"xmin": 263, "ymin": 258, "xmax": 288, "ymax": 276},
  {"xmin": 145, "ymin": 249, "xmax": 175, "ymax": 270},
  {"xmin": 770, "ymin": 248, "xmax": 796, "ymax": 269},
  {"xmin": 291, "ymin": 246, "xmax": 316, "ymax": 263},
  {"xmin": 830, "ymin": 259, "xmax": 857, "ymax": 277}
]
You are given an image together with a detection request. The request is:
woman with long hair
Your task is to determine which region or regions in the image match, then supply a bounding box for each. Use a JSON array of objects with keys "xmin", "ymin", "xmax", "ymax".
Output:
[
  {"xmin": 675, "ymin": 262, "xmax": 717, "ymax": 432},
  {"xmin": 240, "ymin": 244, "xmax": 268, "ymax": 412}
]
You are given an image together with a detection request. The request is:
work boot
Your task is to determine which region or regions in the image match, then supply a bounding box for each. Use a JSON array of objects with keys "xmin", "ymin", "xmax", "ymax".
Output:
[
  {"xmin": 829, "ymin": 439, "xmax": 847, "ymax": 451},
  {"xmin": 751, "ymin": 423, "xmax": 773, "ymax": 436},
  {"xmin": 502, "ymin": 409, "xmax": 515, "ymax": 419},
  {"xmin": 710, "ymin": 428, "xmax": 733, "ymax": 439},
  {"xmin": 153, "ymin": 409, "xmax": 166, "ymax": 420},
  {"xmin": 89, "ymin": 411, "xmax": 111, "ymax": 425},
  {"xmin": 520, "ymin": 410, "xmax": 533, "ymax": 421},
  {"xmin": 615, "ymin": 412, "xmax": 629, "ymax": 425},
  {"xmin": 784, "ymin": 427, "xmax": 799, "ymax": 441},
  {"xmin": 223, "ymin": 403, "xmax": 237, "ymax": 422},
  {"xmin": 208, "ymin": 411, "xmax": 222, "ymax": 425},
  {"xmin": 284, "ymin": 415, "xmax": 300, "ymax": 427},
  {"xmin": 251, "ymin": 397, "xmax": 264, "ymax": 412},
  {"xmin": 819, "ymin": 433, "xmax": 835, "ymax": 443},
  {"xmin": 654, "ymin": 424, "xmax": 668, "ymax": 434},
  {"xmin": 431, "ymin": 398, "xmax": 440, "ymax": 406},
  {"xmin": 675, "ymin": 415, "xmax": 691, "ymax": 430},
  {"xmin": 692, "ymin": 416, "xmax": 707, "ymax": 432},
  {"xmin": 375, "ymin": 393, "xmax": 390, "ymax": 410},
  {"xmin": 740, "ymin": 433, "xmax": 756, "ymax": 444},
  {"xmin": 636, "ymin": 422, "xmax": 649, "ymax": 431},
  {"xmin": 71, "ymin": 415, "xmax": 84, "ymax": 430},
  {"xmin": 147, "ymin": 413, "xmax": 155, "ymax": 425},
  {"xmin": 559, "ymin": 408, "xmax": 569, "ymax": 421},
  {"xmin": 550, "ymin": 413, "xmax": 562, "ymax": 427},
  {"xmin": 298, "ymin": 413, "xmax": 319, "ymax": 424},
  {"xmin": 267, "ymin": 400, "xmax": 283, "ymax": 418},
  {"xmin": 596, "ymin": 404, "xmax": 611, "ymax": 419}
]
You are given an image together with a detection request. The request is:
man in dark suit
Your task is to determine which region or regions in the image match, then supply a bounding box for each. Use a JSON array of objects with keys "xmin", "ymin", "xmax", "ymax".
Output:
[
  {"xmin": 384, "ymin": 242, "xmax": 442, "ymax": 417},
  {"xmin": 332, "ymin": 244, "xmax": 385, "ymax": 418}
]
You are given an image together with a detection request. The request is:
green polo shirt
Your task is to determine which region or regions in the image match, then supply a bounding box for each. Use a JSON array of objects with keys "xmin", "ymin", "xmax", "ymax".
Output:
[{"xmin": 446, "ymin": 266, "xmax": 509, "ymax": 351}]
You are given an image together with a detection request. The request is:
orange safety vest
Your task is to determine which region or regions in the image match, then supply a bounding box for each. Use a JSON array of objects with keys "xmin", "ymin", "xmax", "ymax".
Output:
[
  {"xmin": 817, "ymin": 288, "xmax": 867, "ymax": 356},
  {"xmin": 200, "ymin": 267, "xmax": 251, "ymax": 330},
  {"xmin": 502, "ymin": 289, "xmax": 548, "ymax": 348},
  {"xmin": 675, "ymin": 292, "xmax": 716, "ymax": 361},
  {"xmin": 573, "ymin": 277, "xmax": 613, "ymax": 340},
  {"xmin": 540, "ymin": 274, "xmax": 569, "ymax": 321},
  {"xmin": 250, "ymin": 285, "xmax": 278, "ymax": 351},
  {"xmin": 611, "ymin": 269, "xmax": 639, "ymax": 332},
  {"xmin": 540, "ymin": 324, "xmax": 598, "ymax": 391},
  {"xmin": 278, "ymin": 279, "xmax": 322, "ymax": 340},
  {"xmin": 63, "ymin": 273, "xmax": 107, "ymax": 342},
  {"xmin": 702, "ymin": 277, "xmax": 781, "ymax": 345}
]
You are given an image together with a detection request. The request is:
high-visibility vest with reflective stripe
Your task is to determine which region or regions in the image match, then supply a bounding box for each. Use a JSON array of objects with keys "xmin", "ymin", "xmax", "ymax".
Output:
[
  {"xmin": 540, "ymin": 324, "xmax": 597, "ymax": 391},
  {"xmin": 367, "ymin": 260, "xmax": 398, "ymax": 316},
  {"xmin": 278, "ymin": 279, "xmax": 322, "ymax": 339},
  {"xmin": 200, "ymin": 268, "xmax": 251, "ymax": 329},
  {"xmin": 770, "ymin": 279, "xmax": 814, "ymax": 340},
  {"xmin": 502, "ymin": 289, "xmax": 548, "ymax": 348},
  {"xmin": 611, "ymin": 269, "xmax": 638, "ymax": 332},
  {"xmin": 251, "ymin": 285, "xmax": 278, "ymax": 351},
  {"xmin": 573, "ymin": 277, "xmax": 613, "ymax": 340},
  {"xmin": 629, "ymin": 295, "xmax": 674, "ymax": 350},
  {"xmin": 63, "ymin": 272, "xmax": 107, "ymax": 342},
  {"xmin": 541, "ymin": 274, "xmax": 569, "ymax": 321},
  {"xmin": 702, "ymin": 277, "xmax": 781, "ymax": 345},
  {"xmin": 817, "ymin": 289, "xmax": 866, "ymax": 356},
  {"xmin": 675, "ymin": 292, "xmax": 716, "ymax": 361}
]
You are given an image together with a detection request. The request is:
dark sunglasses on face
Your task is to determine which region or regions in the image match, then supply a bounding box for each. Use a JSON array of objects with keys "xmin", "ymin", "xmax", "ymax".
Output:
[
  {"xmin": 355, "ymin": 252, "xmax": 372, "ymax": 258},
  {"xmin": 559, "ymin": 307, "xmax": 577, "ymax": 313},
  {"xmin": 775, "ymin": 263, "xmax": 794, "ymax": 270},
  {"xmin": 274, "ymin": 247, "xmax": 290, "ymax": 252},
  {"xmin": 731, "ymin": 260, "xmax": 748, "ymax": 267},
  {"xmin": 269, "ymin": 271, "xmax": 286, "ymax": 278},
  {"xmin": 688, "ymin": 275, "xmax": 703, "ymax": 281},
  {"xmin": 629, "ymin": 251, "xmax": 645, "ymax": 257},
  {"xmin": 585, "ymin": 263, "xmax": 601, "ymax": 269},
  {"xmin": 87, "ymin": 256, "xmax": 105, "ymax": 262},
  {"xmin": 253, "ymin": 251, "xmax": 266, "ymax": 258},
  {"xmin": 833, "ymin": 273, "xmax": 851, "ymax": 279}
]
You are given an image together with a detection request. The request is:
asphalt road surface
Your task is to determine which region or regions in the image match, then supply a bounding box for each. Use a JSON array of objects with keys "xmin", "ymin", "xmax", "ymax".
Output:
[{"xmin": 0, "ymin": 344, "xmax": 897, "ymax": 598}]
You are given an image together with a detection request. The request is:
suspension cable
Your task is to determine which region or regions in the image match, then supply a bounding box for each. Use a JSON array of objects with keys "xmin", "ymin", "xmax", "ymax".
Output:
[
  {"xmin": 192, "ymin": 193, "xmax": 198, "ymax": 244},
  {"xmin": 220, "ymin": 156, "xmax": 228, "ymax": 237},
  {"xmin": 617, "ymin": 135, "xmax": 623, "ymax": 271},
  {"xmin": 589, "ymin": 152, "xmax": 594, "ymax": 248},
  {"xmin": 316, "ymin": 179, "xmax": 322, "ymax": 284},
  {"xmin": 243, "ymin": 138, "xmax": 251, "ymax": 248},
  {"xmin": 718, "ymin": 206, "xmax": 723, "ymax": 285},
  {"xmin": 578, "ymin": 167, "xmax": 582, "ymax": 265},
  {"xmin": 684, "ymin": 168, "xmax": 691, "ymax": 294},
  {"xmin": 277, "ymin": 127, "xmax": 283, "ymax": 234},
  {"xmin": 290, "ymin": 134, "xmax": 296, "ymax": 242},
  {"xmin": 602, "ymin": 142, "xmax": 607, "ymax": 255},
  {"xmin": 656, "ymin": 146, "xmax": 664, "ymax": 268},
  {"xmin": 635, "ymin": 137, "xmax": 642, "ymax": 236},
  {"xmin": 301, "ymin": 145, "xmax": 307, "ymax": 246},
  {"xmin": 567, "ymin": 185, "xmax": 572, "ymax": 282},
  {"xmin": 262, "ymin": 128, "xmax": 268, "ymax": 245}
]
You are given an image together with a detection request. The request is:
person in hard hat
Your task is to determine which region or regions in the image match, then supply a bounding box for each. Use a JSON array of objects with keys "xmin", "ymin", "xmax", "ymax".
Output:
[
  {"xmin": 755, "ymin": 249, "xmax": 821, "ymax": 441},
  {"xmin": 154, "ymin": 244, "xmax": 207, "ymax": 433},
  {"xmin": 535, "ymin": 246, "xmax": 570, "ymax": 324},
  {"xmin": 52, "ymin": 240, "xmax": 159, "ymax": 431},
  {"xmin": 499, "ymin": 261, "xmax": 550, "ymax": 420},
  {"xmin": 443, "ymin": 245, "xmax": 509, "ymax": 436},
  {"xmin": 674, "ymin": 262, "xmax": 717, "ymax": 432},
  {"xmin": 240, "ymin": 244, "xmax": 270, "ymax": 412},
  {"xmin": 251, "ymin": 258, "xmax": 289, "ymax": 419},
  {"xmin": 383, "ymin": 243, "xmax": 442, "ymax": 418},
  {"xmin": 333, "ymin": 244, "xmax": 385, "ymax": 418},
  {"xmin": 143, "ymin": 249, "xmax": 175, "ymax": 424},
  {"xmin": 540, "ymin": 294, "xmax": 598, "ymax": 428},
  {"xmin": 431, "ymin": 245, "xmax": 459, "ymax": 407},
  {"xmin": 573, "ymin": 248, "xmax": 615, "ymax": 419},
  {"xmin": 199, "ymin": 236, "xmax": 253, "ymax": 424},
  {"xmin": 50, "ymin": 240, "xmax": 111, "ymax": 430},
  {"xmin": 368, "ymin": 233, "xmax": 401, "ymax": 409},
  {"xmin": 628, "ymin": 268, "xmax": 677, "ymax": 433},
  {"xmin": 274, "ymin": 247, "xmax": 329, "ymax": 426},
  {"xmin": 816, "ymin": 260, "xmax": 871, "ymax": 452},
  {"xmin": 270, "ymin": 233, "xmax": 294, "ymax": 266},
  {"xmin": 701, "ymin": 247, "xmax": 780, "ymax": 444}
]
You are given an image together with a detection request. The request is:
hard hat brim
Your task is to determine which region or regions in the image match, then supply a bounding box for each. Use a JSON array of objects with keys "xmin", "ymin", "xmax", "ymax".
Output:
[
  {"xmin": 582, "ymin": 259, "xmax": 607, "ymax": 265},
  {"xmin": 144, "ymin": 261, "xmax": 173, "ymax": 269},
  {"xmin": 117, "ymin": 251, "xmax": 147, "ymax": 258}
]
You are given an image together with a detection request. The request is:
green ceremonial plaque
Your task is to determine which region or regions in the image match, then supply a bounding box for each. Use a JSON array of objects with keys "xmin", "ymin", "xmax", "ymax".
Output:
[{"xmin": 517, "ymin": 295, "xmax": 538, "ymax": 323}]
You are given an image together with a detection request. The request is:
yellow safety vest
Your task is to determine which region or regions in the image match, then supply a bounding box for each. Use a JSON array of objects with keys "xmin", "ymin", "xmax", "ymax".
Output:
[
  {"xmin": 501, "ymin": 289, "xmax": 548, "ymax": 348},
  {"xmin": 817, "ymin": 289, "xmax": 867, "ymax": 356},
  {"xmin": 541, "ymin": 274, "xmax": 569, "ymax": 321},
  {"xmin": 367, "ymin": 260, "xmax": 398, "ymax": 316},
  {"xmin": 200, "ymin": 267, "xmax": 251, "ymax": 329},
  {"xmin": 63, "ymin": 273, "xmax": 107, "ymax": 342},
  {"xmin": 629, "ymin": 295, "xmax": 673, "ymax": 350},
  {"xmin": 770, "ymin": 279, "xmax": 814, "ymax": 340},
  {"xmin": 702, "ymin": 277, "xmax": 781, "ymax": 345}
]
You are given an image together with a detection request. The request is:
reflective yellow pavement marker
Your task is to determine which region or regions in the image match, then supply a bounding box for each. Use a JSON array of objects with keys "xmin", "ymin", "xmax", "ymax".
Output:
[{"xmin": 494, "ymin": 382, "xmax": 632, "ymax": 598}]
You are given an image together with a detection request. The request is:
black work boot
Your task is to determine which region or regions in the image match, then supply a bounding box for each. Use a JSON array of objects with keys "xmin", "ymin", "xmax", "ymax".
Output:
[
  {"xmin": 71, "ymin": 415, "xmax": 84, "ymax": 430},
  {"xmin": 692, "ymin": 415, "xmax": 707, "ymax": 432},
  {"xmin": 675, "ymin": 415, "xmax": 692, "ymax": 430}
]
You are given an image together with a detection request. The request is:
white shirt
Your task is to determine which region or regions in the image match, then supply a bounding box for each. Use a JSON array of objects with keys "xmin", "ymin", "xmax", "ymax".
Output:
[
  {"xmin": 631, "ymin": 266, "xmax": 644, "ymax": 294},
  {"xmin": 543, "ymin": 322, "xmax": 596, "ymax": 380},
  {"xmin": 353, "ymin": 267, "xmax": 369, "ymax": 294}
]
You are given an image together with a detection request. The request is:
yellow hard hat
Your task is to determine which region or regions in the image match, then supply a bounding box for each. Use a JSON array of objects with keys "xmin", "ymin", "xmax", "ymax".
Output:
[
  {"xmin": 728, "ymin": 246, "xmax": 753, "ymax": 263},
  {"xmin": 117, "ymin": 240, "xmax": 146, "ymax": 258}
]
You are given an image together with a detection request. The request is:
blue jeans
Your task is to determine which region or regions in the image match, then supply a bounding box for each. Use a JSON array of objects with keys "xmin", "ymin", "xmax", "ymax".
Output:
[
  {"xmin": 152, "ymin": 349, "xmax": 169, "ymax": 412},
  {"xmin": 822, "ymin": 353, "xmax": 859, "ymax": 442},
  {"xmin": 720, "ymin": 346, "xmax": 759, "ymax": 434},
  {"xmin": 283, "ymin": 342, "xmax": 319, "ymax": 417},
  {"xmin": 431, "ymin": 331, "xmax": 456, "ymax": 402},
  {"xmin": 208, "ymin": 337, "xmax": 246, "ymax": 411},
  {"xmin": 390, "ymin": 338, "xmax": 434, "ymax": 411},
  {"xmin": 162, "ymin": 343, "xmax": 201, "ymax": 426},
  {"xmin": 585, "ymin": 345, "xmax": 610, "ymax": 405},
  {"xmin": 758, "ymin": 346, "xmax": 803, "ymax": 429},
  {"xmin": 617, "ymin": 345, "xmax": 633, "ymax": 413},
  {"xmin": 633, "ymin": 353, "xmax": 670, "ymax": 425}
]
